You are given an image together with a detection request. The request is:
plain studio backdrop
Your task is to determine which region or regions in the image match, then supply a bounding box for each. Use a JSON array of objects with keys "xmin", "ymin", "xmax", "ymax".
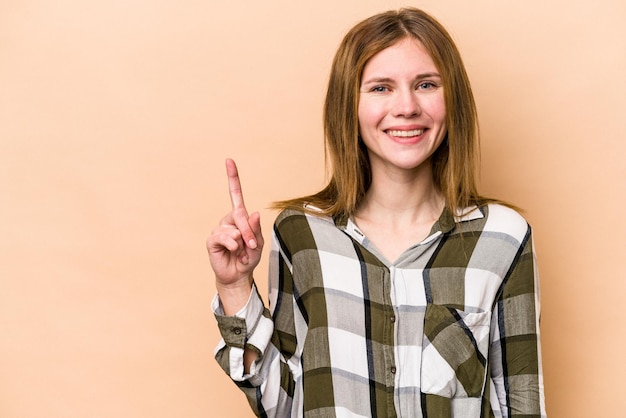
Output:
[{"xmin": 1, "ymin": 0, "xmax": 624, "ymax": 416}]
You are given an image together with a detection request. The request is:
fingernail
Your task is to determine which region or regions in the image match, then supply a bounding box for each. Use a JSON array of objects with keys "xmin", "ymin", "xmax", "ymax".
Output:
[
  {"xmin": 248, "ymin": 239, "xmax": 257, "ymax": 249},
  {"xmin": 241, "ymin": 254, "xmax": 249, "ymax": 264}
]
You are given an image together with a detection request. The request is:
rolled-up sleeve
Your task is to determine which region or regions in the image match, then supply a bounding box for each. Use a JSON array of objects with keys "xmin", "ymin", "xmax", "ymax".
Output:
[{"xmin": 212, "ymin": 284, "xmax": 275, "ymax": 383}]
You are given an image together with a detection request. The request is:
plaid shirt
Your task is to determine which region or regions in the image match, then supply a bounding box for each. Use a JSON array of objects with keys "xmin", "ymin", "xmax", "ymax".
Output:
[{"xmin": 213, "ymin": 204, "xmax": 546, "ymax": 417}]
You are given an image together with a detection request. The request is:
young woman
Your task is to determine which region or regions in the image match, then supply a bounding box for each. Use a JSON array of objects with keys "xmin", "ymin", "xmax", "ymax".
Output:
[{"xmin": 207, "ymin": 7, "xmax": 546, "ymax": 417}]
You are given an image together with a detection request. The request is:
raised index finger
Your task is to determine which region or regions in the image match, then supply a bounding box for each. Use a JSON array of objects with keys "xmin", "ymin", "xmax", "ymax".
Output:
[
  {"xmin": 225, "ymin": 158, "xmax": 246, "ymax": 211},
  {"xmin": 224, "ymin": 158, "xmax": 258, "ymax": 249}
]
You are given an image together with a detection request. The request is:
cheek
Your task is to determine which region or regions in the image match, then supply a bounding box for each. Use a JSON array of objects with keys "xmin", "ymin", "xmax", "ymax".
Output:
[
  {"xmin": 432, "ymin": 98, "xmax": 447, "ymax": 125},
  {"xmin": 357, "ymin": 104, "xmax": 365, "ymax": 131},
  {"xmin": 436, "ymin": 108, "xmax": 447, "ymax": 126},
  {"xmin": 357, "ymin": 100, "xmax": 384, "ymax": 131},
  {"xmin": 427, "ymin": 98, "xmax": 447, "ymax": 143}
]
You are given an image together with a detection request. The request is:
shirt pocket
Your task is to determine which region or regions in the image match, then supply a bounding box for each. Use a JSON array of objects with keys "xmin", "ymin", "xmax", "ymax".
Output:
[{"xmin": 420, "ymin": 303, "xmax": 491, "ymax": 398}]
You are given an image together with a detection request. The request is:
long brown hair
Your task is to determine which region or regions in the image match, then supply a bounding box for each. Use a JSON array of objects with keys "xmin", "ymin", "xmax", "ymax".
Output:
[{"xmin": 274, "ymin": 7, "xmax": 494, "ymax": 219}]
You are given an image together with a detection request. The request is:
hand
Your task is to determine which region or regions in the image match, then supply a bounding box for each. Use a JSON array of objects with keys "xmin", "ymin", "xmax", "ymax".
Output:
[{"xmin": 206, "ymin": 159, "xmax": 264, "ymax": 306}]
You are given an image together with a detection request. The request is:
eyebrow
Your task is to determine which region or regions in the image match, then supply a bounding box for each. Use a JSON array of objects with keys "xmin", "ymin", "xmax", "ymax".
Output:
[{"xmin": 361, "ymin": 72, "xmax": 442, "ymax": 86}]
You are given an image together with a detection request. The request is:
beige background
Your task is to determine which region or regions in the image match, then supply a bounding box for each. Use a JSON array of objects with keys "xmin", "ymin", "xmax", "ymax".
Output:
[{"xmin": 1, "ymin": 0, "xmax": 624, "ymax": 416}]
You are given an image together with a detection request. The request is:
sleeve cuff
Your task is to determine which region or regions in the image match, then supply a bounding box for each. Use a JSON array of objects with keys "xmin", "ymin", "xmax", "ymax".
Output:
[{"xmin": 211, "ymin": 283, "xmax": 266, "ymax": 349}]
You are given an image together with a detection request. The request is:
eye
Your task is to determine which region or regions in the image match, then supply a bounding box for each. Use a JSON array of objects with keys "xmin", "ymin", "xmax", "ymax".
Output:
[
  {"xmin": 417, "ymin": 81, "xmax": 439, "ymax": 90},
  {"xmin": 370, "ymin": 85, "xmax": 389, "ymax": 93}
]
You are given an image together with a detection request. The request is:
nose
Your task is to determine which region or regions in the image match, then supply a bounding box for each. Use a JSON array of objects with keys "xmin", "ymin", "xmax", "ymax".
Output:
[{"xmin": 392, "ymin": 88, "xmax": 421, "ymax": 118}]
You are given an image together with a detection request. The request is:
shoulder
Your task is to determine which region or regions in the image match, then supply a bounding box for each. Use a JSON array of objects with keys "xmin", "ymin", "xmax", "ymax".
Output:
[
  {"xmin": 480, "ymin": 203, "xmax": 531, "ymax": 243},
  {"xmin": 455, "ymin": 203, "xmax": 530, "ymax": 244},
  {"xmin": 274, "ymin": 205, "xmax": 334, "ymax": 228},
  {"xmin": 273, "ymin": 206, "xmax": 338, "ymax": 247}
]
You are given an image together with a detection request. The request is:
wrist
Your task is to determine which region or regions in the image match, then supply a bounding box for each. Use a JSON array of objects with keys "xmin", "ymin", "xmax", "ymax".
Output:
[{"xmin": 216, "ymin": 276, "xmax": 254, "ymax": 316}]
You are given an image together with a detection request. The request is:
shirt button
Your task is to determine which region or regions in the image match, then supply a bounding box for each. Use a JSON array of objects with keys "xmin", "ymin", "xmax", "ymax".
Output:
[
  {"xmin": 232, "ymin": 327, "xmax": 242, "ymax": 335},
  {"xmin": 390, "ymin": 315, "xmax": 396, "ymax": 323},
  {"xmin": 390, "ymin": 366, "xmax": 397, "ymax": 374}
]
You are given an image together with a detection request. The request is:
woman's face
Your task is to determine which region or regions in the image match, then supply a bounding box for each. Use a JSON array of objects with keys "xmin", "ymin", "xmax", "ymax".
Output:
[{"xmin": 358, "ymin": 37, "xmax": 447, "ymax": 176}]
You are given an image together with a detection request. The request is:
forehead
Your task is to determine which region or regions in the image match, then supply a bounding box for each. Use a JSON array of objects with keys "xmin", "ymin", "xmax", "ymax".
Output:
[{"xmin": 362, "ymin": 38, "xmax": 438, "ymax": 78}]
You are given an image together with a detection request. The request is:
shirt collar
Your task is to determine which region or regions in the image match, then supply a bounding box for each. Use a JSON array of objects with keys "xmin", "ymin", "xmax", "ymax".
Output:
[
  {"xmin": 436, "ymin": 205, "xmax": 485, "ymax": 233},
  {"xmin": 335, "ymin": 205, "xmax": 485, "ymax": 236}
]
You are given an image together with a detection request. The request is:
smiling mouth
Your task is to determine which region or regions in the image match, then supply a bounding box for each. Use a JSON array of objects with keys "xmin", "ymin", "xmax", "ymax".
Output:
[{"xmin": 386, "ymin": 129, "xmax": 424, "ymax": 137}]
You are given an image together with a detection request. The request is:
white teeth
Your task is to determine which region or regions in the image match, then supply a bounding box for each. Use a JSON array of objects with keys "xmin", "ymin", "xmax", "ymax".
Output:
[{"xmin": 387, "ymin": 129, "xmax": 423, "ymax": 137}]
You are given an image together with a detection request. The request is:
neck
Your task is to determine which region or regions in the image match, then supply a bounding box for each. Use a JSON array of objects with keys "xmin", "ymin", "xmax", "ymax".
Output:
[{"xmin": 356, "ymin": 163, "xmax": 444, "ymax": 226}]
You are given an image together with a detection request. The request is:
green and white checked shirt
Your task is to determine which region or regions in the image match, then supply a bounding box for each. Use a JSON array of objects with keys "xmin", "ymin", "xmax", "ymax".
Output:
[{"xmin": 213, "ymin": 204, "xmax": 546, "ymax": 417}]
